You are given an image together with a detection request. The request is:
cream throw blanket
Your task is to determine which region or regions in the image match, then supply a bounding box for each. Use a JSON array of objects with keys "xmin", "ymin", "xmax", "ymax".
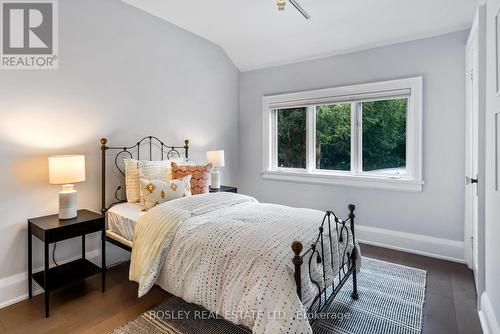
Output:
[{"xmin": 130, "ymin": 192, "xmax": 358, "ymax": 334}]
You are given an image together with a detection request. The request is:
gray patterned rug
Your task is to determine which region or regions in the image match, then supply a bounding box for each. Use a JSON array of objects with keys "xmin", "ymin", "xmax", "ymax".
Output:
[{"xmin": 110, "ymin": 257, "xmax": 426, "ymax": 334}]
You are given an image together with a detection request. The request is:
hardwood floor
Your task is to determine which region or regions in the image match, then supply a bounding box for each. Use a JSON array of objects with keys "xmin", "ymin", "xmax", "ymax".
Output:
[
  {"xmin": 0, "ymin": 244, "xmax": 482, "ymax": 334},
  {"xmin": 0, "ymin": 263, "xmax": 169, "ymax": 334},
  {"xmin": 361, "ymin": 244, "xmax": 482, "ymax": 334}
]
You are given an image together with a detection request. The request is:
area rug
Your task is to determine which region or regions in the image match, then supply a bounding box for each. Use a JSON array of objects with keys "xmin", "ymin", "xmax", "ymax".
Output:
[{"xmin": 109, "ymin": 257, "xmax": 426, "ymax": 334}]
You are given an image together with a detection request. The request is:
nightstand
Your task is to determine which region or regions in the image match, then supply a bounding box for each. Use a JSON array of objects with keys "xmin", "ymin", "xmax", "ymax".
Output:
[
  {"xmin": 209, "ymin": 185, "xmax": 237, "ymax": 193},
  {"xmin": 27, "ymin": 210, "xmax": 105, "ymax": 317}
]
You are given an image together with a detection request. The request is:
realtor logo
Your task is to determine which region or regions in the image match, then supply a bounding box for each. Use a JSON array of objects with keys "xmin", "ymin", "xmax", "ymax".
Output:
[{"xmin": 1, "ymin": 0, "xmax": 58, "ymax": 69}]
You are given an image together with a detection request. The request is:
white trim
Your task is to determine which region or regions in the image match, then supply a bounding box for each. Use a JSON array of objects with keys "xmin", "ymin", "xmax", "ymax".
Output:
[
  {"xmin": 351, "ymin": 102, "xmax": 361, "ymax": 172},
  {"xmin": 464, "ymin": 6, "xmax": 487, "ymax": 302},
  {"xmin": 0, "ymin": 250, "xmax": 99, "ymax": 309},
  {"xmin": 465, "ymin": 11, "xmax": 481, "ymax": 271},
  {"xmin": 356, "ymin": 224, "xmax": 465, "ymax": 263},
  {"xmin": 262, "ymin": 77, "xmax": 423, "ymax": 192},
  {"xmin": 0, "ymin": 228, "xmax": 466, "ymax": 310},
  {"xmin": 261, "ymin": 170, "xmax": 423, "ymax": 192},
  {"xmin": 495, "ymin": 2, "xmax": 500, "ymax": 96},
  {"xmin": 263, "ymin": 81, "xmax": 414, "ymax": 109},
  {"xmin": 479, "ymin": 292, "xmax": 500, "ymax": 334},
  {"xmin": 306, "ymin": 106, "xmax": 315, "ymax": 171}
]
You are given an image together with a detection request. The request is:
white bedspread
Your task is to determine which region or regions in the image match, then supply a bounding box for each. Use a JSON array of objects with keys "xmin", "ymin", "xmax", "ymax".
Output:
[{"xmin": 130, "ymin": 192, "xmax": 358, "ymax": 334}]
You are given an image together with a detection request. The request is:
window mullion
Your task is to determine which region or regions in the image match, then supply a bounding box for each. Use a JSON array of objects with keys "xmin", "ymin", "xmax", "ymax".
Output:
[
  {"xmin": 350, "ymin": 103, "xmax": 358, "ymax": 173},
  {"xmin": 306, "ymin": 106, "xmax": 316, "ymax": 171},
  {"xmin": 357, "ymin": 102, "xmax": 363, "ymax": 173},
  {"xmin": 271, "ymin": 110, "xmax": 278, "ymax": 169}
]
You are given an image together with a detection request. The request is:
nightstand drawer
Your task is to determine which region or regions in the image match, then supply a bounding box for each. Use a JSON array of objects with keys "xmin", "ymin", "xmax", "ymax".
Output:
[{"xmin": 45, "ymin": 219, "xmax": 103, "ymax": 243}]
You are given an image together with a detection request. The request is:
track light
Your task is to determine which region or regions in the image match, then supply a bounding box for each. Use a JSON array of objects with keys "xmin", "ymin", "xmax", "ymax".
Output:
[{"xmin": 276, "ymin": 0, "xmax": 310, "ymax": 19}]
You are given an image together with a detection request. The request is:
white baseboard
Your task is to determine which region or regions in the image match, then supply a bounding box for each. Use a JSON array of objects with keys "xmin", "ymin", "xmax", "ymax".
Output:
[
  {"xmin": 0, "ymin": 241, "xmax": 131, "ymax": 310},
  {"xmin": 479, "ymin": 292, "xmax": 500, "ymax": 334},
  {"xmin": 356, "ymin": 224, "xmax": 465, "ymax": 263},
  {"xmin": 0, "ymin": 250, "xmax": 100, "ymax": 309},
  {"xmin": 0, "ymin": 225, "xmax": 465, "ymax": 309}
]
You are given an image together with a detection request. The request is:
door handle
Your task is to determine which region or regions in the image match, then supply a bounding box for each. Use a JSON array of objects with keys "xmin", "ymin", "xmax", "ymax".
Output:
[{"xmin": 466, "ymin": 176, "xmax": 478, "ymax": 185}]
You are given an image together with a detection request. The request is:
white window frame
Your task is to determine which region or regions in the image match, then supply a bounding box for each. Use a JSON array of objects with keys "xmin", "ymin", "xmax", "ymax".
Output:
[{"xmin": 262, "ymin": 77, "xmax": 423, "ymax": 192}]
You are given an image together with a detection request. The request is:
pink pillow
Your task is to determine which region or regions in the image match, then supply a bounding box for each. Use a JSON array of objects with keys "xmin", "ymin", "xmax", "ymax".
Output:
[{"xmin": 171, "ymin": 162, "xmax": 212, "ymax": 195}]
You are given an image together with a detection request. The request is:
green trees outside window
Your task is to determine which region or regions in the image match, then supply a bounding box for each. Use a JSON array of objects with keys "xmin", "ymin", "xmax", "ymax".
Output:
[
  {"xmin": 362, "ymin": 99, "xmax": 407, "ymax": 172},
  {"xmin": 316, "ymin": 104, "xmax": 351, "ymax": 170},
  {"xmin": 277, "ymin": 107, "xmax": 306, "ymax": 168},
  {"xmin": 276, "ymin": 98, "xmax": 407, "ymax": 173}
]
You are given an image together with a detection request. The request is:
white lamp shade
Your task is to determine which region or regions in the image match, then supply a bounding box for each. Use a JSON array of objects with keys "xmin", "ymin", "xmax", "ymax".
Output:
[
  {"xmin": 206, "ymin": 150, "xmax": 225, "ymax": 167},
  {"xmin": 49, "ymin": 155, "xmax": 86, "ymax": 184}
]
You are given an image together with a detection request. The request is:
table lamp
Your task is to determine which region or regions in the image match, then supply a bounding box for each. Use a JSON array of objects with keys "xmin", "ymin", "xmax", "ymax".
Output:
[
  {"xmin": 49, "ymin": 155, "xmax": 86, "ymax": 220},
  {"xmin": 206, "ymin": 150, "xmax": 225, "ymax": 189}
]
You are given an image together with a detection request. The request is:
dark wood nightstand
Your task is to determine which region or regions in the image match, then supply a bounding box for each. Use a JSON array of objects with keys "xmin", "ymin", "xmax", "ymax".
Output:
[
  {"xmin": 209, "ymin": 185, "xmax": 237, "ymax": 193},
  {"xmin": 27, "ymin": 210, "xmax": 105, "ymax": 317}
]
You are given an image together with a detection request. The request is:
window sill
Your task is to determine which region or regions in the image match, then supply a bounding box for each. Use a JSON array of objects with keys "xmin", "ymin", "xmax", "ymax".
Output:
[{"xmin": 261, "ymin": 170, "xmax": 423, "ymax": 192}]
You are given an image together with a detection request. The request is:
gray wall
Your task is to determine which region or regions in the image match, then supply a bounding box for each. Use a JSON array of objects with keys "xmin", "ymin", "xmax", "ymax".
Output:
[
  {"xmin": 239, "ymin": 31, "xmax": 468, "ymax": 243},
  {"xmin": 0, "ymin": 0, "xmax": 239, "ymax": 301}
]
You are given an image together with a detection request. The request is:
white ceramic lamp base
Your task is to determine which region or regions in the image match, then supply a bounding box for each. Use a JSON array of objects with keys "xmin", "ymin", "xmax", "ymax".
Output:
[
  {"xmin": 59, "ymin": 184, "xmax": 77, "ymax": 220},
  {"xmin": 211, "ymin": 170, "xmax": 221, "ymax": 189}
]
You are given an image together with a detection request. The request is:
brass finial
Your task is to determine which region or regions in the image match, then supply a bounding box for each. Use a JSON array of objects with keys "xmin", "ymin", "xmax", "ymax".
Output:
[{"xmin": 291, "ymin": 241, "xmax": 303, "ymax": 256}]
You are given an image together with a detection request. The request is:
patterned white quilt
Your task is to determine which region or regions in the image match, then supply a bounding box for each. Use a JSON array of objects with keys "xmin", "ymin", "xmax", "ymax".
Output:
[{"xmin": 130, "ymin": 192, "xmax": 358, "ymax": 334}]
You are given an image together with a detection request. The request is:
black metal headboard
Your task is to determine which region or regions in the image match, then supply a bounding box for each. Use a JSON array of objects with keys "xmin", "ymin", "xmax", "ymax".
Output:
[{"xmin": 100, "ymin": 136, "xmax": 189, "ymax": 213}]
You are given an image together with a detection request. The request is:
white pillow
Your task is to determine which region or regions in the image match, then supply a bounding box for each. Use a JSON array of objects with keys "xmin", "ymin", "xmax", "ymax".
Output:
[
  {"xmin": 169, "ymin": 157, "xmax": 197, "ymax": 167},
  {"xmin": 124, "ymin": 159, "xmax": 140, "ymax": 203},
  {"xmin": 124, "ymin": 159, "xmax": 172, "ymax": 203},
  {"xmin": 124, "ymin": 158, "xmax": 195, "ymax": 203},
  {"xmin": 139, "ymin": 175, "xmax": 192, "ymax": 210},
  {"xmin": 138, "ymin": 160, "xmax": 172, "ymax": 181}
]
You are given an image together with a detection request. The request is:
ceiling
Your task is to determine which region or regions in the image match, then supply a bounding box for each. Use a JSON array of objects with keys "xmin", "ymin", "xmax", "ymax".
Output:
[{"xmin": 122, "ymin": 0, "xmax": 477, "ymax": 71}]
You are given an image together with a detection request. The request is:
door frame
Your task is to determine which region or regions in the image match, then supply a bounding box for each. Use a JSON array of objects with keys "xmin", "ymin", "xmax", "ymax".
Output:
[
  {"xmin": 465, "ymin": 14, "xmax": 479, "ymax": 271},
  {"xmin": 465, "ymin": 6, "xmax": 486, "ymax": 298}
]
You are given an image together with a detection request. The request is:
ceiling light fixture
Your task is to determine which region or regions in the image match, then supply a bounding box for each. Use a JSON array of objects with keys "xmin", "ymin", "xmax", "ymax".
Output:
[{"xmin": 277, "ymin": 0, "xmax": 310, "ymax": 20}]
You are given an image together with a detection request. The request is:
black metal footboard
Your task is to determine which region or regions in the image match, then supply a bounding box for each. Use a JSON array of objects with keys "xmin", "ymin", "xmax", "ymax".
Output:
[{"xmin": 291, "ymin": 204, "xmax": 358, "ymax": 316}]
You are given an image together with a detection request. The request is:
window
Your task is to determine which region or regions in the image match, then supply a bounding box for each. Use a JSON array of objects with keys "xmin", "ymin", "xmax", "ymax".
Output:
[{"xmin": 262, "ymin": 77, "xmax": 423, "ymax": 191}]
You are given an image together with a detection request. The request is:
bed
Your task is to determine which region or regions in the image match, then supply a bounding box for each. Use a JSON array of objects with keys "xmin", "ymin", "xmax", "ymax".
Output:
[
  {"xmin": 106, "ymin": 202, "xmax": 143, "ymax": 250},
  {"xmin": 100, "ymin": 136, "xmax": 360, "ymax": 334}
]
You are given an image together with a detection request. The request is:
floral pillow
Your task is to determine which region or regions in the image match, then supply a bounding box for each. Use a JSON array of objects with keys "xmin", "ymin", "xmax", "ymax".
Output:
[
  {"xmin": 139, "ymin": 175, "xmax": 192, "ymax": 211},
  {"xmin": 171, "ymin": 162, "xmax": 212, "ymax": 195}
]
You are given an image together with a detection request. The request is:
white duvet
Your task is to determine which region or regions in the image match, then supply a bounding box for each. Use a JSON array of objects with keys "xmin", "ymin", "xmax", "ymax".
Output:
[{"xmin": 130, "ymin": 192, "xmax": 358, "ymax": 334}]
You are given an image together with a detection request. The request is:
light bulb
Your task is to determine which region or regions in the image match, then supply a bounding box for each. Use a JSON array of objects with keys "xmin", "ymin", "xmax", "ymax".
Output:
[{"xmin": 277, "ymin": 0, "xmax": 286, "ymax": 10}]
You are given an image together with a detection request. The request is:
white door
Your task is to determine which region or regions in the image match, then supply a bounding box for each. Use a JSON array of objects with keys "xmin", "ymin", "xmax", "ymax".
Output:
[{"xmin": 465, "ymin": 23, "xmax": 479, "ymax": 283}]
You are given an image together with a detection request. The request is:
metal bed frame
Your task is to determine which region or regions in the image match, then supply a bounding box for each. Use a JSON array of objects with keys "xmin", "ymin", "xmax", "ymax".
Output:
[
  {"xmin": 292, "ymin": 207, "xmax": 358, "ymax": 317},
  {"xmin": 100, "ymin": 136, "xmax": 189, "ymax": 252},
  {"xmin": 99, "ymin": 135, "xmax": 358, "ymax": 317}
]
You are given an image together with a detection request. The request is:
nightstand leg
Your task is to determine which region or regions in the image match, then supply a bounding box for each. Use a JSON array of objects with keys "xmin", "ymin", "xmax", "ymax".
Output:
[
  {"xmin": 44, "ymin": 241, "xmax": 49, "ymax": 318},
  {"xmin": 101, "ymin": 226, "xmax": 106, "ymax": 292},
  {"xmin": 82, "ymin": 235, "xmax": 85, "ymax": 259},
  {"xmin": 28, "ymin": 224, "xmax": 32, "ymax": 299}
]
